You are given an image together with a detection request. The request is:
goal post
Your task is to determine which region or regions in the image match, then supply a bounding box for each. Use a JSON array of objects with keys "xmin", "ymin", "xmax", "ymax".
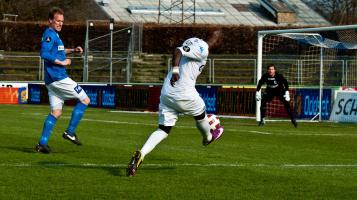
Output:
[{"xmin": 256, "ymin": 24, "xmax": 357, "ymax": 122}]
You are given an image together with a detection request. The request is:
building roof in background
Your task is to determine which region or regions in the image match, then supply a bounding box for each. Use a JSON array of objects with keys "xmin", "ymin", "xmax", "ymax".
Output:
[{"xmin": 97, "ymin": 0, "xmax": 330, "ymax": 26}]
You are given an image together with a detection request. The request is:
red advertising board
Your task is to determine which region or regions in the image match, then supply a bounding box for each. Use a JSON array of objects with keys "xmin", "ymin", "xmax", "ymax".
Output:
[{"xmin": 0, "ymin": 87, "xmax": 19, "ymax": 104}]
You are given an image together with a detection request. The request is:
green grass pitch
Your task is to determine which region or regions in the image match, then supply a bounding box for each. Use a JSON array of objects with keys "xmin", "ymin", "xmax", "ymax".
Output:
[{"xmin": 0, "ymin": 104, "xmax": 357, "ymax": 199}]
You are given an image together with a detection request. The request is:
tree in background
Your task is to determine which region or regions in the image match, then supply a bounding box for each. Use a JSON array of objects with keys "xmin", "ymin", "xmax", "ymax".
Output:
[{"xmin": 304, "ymin": 0, "xmax": 357, "ymax": 25}]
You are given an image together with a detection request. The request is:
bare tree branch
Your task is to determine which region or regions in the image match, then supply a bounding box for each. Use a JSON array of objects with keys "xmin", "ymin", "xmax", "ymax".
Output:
[{"xmin": 304, "ymin": 0, "xmax": 357, "ymax": 25}]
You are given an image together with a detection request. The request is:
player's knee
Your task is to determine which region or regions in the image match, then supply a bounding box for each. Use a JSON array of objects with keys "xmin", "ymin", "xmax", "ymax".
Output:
[
  {"xmin": 194, "ymin": 112, "xmax": 206, "ymax": 121},
  {"xmin": 51, "ymin": 110, "xmax": 62, "ymax": 118},
  {"xmin": 158, "ymin": 124, "xmax": 172, "ymax": 134},
  {"xmin": 81, "ymin": 97, "xmax": 90, "ymax": 106}
]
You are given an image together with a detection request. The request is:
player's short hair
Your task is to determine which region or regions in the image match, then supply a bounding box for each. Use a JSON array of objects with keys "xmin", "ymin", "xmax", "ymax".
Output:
[
  {"xmin": 49, "ymin": 7, "xmax": 64, "ymax": 19},
  {"xmin": 267, "ymin": 64, "xmax": 276, "ymax": 70}
]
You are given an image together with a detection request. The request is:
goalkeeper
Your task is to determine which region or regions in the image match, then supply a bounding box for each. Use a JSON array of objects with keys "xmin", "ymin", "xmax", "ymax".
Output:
[{"xmin": 256, "ymin": 64, "xmax": 297, "ymax": 127}]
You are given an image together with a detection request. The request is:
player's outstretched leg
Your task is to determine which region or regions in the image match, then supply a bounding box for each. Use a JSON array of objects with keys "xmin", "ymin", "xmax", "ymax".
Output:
[
  {"xmin": 196, "ymin": 114, "xmax": 212, "ymax": 145},
  {"xmin": 203, "ymin": 127, "xmax": 224, "ymax": 146},
  {"xmin": 36, "ymin": 113, "xmax": 58, "ymax": 153},
  {"xmin": 63, "ymin": 102, "xmax": 88, "ymax": 145},
  {"xmin": 126, "ymin": 128, "xmax": 169, "ymax": 176},
  {"xmin": 126, "ymin": 150, "xmax": 143, "ymax": 177},
  {"xmin": 195, "ymin": 113, "xmax": 224, "ymax": 146}
]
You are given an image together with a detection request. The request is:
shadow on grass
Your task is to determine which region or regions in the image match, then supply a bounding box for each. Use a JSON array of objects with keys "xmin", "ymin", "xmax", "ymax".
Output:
[
  {"xmin": 34, "ymin": 160, "xmax": 120, "ymax": 176},
  {"xmin": 33, "ymin": 161, "xmax": 177, "ymax": 177},
  {"xmin": 0, "ymin": 146, "xmax": 37, "ymax": 153},
  {"xmin": 0, "ymin": 145, "xmax": 81, "ymax": 154},
  {"xmin": 119, "ymin": 166, "xmax": 177, "ymax": 178}
]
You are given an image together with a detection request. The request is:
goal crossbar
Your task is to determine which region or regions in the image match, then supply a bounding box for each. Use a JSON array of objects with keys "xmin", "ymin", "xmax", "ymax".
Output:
[{"xmin": 258, "ymin": 24, "xmax": 357, "ymax": 35}]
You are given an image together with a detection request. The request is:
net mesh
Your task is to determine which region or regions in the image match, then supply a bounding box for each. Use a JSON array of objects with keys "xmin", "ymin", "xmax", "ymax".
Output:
[{"xmin": 261, "ymin": 29, "xmax": 357, "ymax": 119}]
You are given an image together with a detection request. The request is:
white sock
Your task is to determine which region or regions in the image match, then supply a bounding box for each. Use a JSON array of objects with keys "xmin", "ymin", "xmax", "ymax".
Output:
[
  {"xmin": 140, "ymin": 129, "xmax": 168, "ymax": 158},
  {"xmin": 196, "ymin": 116, "xmax": 212, "ymax": 142}
]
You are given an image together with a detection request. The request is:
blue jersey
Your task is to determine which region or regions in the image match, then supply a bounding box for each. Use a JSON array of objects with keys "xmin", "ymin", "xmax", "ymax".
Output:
[{"xmin": 40, "ymin": 27, "xmax": 68, "ymax": 85}]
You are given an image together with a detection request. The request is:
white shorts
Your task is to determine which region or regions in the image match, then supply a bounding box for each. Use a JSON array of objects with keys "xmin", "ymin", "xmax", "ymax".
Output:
[
  {"xmin": 158, "ymin": 94, "xmax": 205, "ymax": 126},
  {"xmin": 46, "ymin": 77, "xmax": 88, "ymax": 110}
]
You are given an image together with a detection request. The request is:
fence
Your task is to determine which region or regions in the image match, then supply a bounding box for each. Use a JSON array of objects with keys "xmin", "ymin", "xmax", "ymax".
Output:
[
  {"xmin": 83, "ymin": 21, "xmax": 142, "ymax": 84},
  {"xmin": 0, "ymin": 55, "xmax": 41, "ymax": 81},
  {"xmin": 167, "ymin": 57, "xmax": 354, "ymax": 86},
  {"xmin": 1, "ymin": 53, "xmax": 357, "ymax": 87}
]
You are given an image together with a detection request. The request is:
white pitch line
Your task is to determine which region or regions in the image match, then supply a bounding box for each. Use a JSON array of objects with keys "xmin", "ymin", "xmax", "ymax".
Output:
[
  {"xmin": 20, "ymin": 113, "xmax": 357, "ymax": 136},
  {"xmin": 291, "ymin": 133, "xmax": 357, "ymax": 136},
  {"xmin": 1, "ymin": 163, "xmax": 357, "ymax": 168},
  {"xmin": 109, "ymin": 110, "xmax": 158, "ymax": 114},
  {"xmin": 248, "ymin": 130, "xmax": 272, "ymax": 135},
  {"xmin": 282, "ymin": 164, "xmax": 357, "ymax": 168},
  {"xmin": 80, "ymin": 118, "xmax": 157, "ymax": 126}
]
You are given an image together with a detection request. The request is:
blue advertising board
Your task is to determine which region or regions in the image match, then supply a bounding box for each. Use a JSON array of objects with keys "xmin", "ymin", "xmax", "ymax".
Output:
[
  {"xmin": 196, "ymin": 86, "xmax": 217, "ymax": 114},
  {"xmin": 28, "ymin": 84, "xmax": 41, "ymax": 104},
  {"xmin": 81, "ymin": 86, "xmax": 99, "ymax": 107},
  {"xmin": 295, "ymin": 89, "xmax": 331, "ymax": 120},
  {"xmin": 102, "ymin": 86, "xmax": 116, "ymax": 108}
]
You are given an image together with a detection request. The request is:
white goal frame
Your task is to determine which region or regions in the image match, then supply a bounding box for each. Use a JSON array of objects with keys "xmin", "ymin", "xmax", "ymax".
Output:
[{"xmin": 256, "ymin": 24, "xmax": 357, "ymax": 122}]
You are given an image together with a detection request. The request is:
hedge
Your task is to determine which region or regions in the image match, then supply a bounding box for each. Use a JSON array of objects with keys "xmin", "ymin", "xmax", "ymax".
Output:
[{"xmin": 0, "ymin": 21, "xmax": 311, "ymax": 54}]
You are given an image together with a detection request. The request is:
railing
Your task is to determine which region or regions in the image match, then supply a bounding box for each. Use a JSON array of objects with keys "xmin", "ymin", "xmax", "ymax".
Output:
[
  {"xmin": 0, "ymin": 55, "xmax": 42, "ymax": 81},
  {"xmin": 0, "ymin": 53, "xmax": 357, "ymax": 87}
]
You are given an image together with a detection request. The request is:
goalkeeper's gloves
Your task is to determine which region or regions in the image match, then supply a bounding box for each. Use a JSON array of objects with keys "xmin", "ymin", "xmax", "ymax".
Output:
[
  {"xmin": 256, "ymin": 91, "xmax": 261, "ymax": 101},
  {"xmin": 170, "ymin": 66, "xmax": 180, "ymax": 87},
  {"xmin": 284, "ymin": 90, "xmax": 290, "ymax": 102}
]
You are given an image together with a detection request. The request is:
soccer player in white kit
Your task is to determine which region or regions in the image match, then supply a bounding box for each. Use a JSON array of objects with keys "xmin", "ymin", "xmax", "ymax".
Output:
[{"xmin": 127, "ymin": 31, "xmax": 224, "ymax": 176}]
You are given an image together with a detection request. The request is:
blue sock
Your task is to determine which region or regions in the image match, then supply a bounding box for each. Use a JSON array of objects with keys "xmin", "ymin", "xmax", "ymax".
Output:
[
  {"xmin": 66, "ymin": 102, "xmax": 88, "ymax": 135},
  {"xmin": 39, "ymin": 114, "xmax": 57, "ymax": 145}
]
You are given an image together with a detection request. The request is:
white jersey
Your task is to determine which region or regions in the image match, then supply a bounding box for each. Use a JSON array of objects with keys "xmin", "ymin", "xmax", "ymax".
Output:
[{"xmin": 161, "ymin": 37, "xmax": 209, "ymax": 100}]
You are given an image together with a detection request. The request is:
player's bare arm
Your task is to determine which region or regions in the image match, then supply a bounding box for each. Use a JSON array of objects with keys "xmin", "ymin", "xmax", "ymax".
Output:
[
  {"xmin": 207, "ymin": 30, "xmax": 223, "ymax": 49},
  {"xmin": 54, "ymin": 58, "xmax": 71, "ymax": 66},
  {"xmin": 65, "ymin": 46, "xmax": 83, "ymax": 54},
  {"xmin": 170, "ymin": 48, "xmax": 182, "ymax": 86}
]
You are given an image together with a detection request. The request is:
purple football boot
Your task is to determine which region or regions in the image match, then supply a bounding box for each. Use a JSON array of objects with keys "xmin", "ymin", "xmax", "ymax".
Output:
[{"xmin": 203, "ymin": 126, "xmax": 224, "ymax": 146}]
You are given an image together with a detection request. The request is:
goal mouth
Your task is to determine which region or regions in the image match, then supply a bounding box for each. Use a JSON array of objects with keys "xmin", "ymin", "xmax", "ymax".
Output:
[{"xmin": 257, "ymin": 25, "xmax": 357, "ymax": 122}]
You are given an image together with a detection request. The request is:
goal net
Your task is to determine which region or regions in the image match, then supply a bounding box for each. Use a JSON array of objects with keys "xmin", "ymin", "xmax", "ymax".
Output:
[{"xmin": 256, "ymin": 25, "xmax": 357, "ymax": 121}]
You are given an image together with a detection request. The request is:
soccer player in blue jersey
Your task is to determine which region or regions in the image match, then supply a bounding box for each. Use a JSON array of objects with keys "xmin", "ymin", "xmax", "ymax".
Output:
[{"xmin": 35, "ymin": 7, "xmax": 90, "ymax": 153}]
